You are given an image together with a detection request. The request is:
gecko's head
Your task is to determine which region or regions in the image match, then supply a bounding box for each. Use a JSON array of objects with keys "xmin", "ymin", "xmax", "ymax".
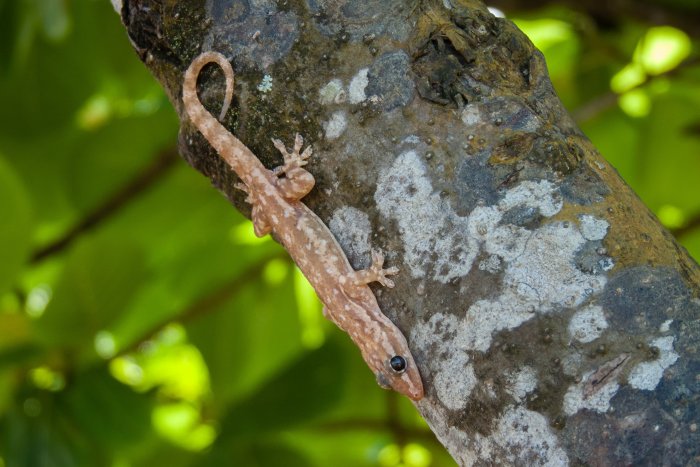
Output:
[{"xmin": 367, "ymin": 333, "xmax": 424, "ymax": 401}]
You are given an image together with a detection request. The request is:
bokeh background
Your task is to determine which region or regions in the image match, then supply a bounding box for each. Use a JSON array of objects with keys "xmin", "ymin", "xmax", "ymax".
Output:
[{"xmin": 0, "ymin": 1, "xmax": 698, "ymax": 466}]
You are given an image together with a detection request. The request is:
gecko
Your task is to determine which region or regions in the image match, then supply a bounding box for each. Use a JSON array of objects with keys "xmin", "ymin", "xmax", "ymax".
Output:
[{"xmin": 182, "ymin": 51, "xmax": 424, "ymax": 400}]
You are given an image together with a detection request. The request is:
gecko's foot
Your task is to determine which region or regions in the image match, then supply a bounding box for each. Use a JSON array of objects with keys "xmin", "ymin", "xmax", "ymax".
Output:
[
  {"xmin": 341, "ymin": 249, "xmax": 399, "ymax": 296},
  {"xmin": 271, "ymin": 133, "xmax": 313, "ymax": 176},
  {"xmin": 366, "ymin": 249, "xmax": 399, "ymax": 288}
]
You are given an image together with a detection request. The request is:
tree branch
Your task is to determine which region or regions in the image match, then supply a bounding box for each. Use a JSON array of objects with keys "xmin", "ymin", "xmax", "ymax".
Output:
[
  {"xmin": 121, "ymin": 0, "xmax": 700, "ymax": 464},
  {"xmin": 573, "ymin": 57, "xmax": 700, "ymax": 123},
  {"xmin": 489, "ymin": 0, "xmax": 700, "ymax": 38},
  {"xmin": 30, "ymin": 146, "xmax": 179, "ymax": 264},
  {"xmin": 116, "ymin": 251, "xmax": 289, "ymax": 357},
  {"xmin": 671, "ymin": 211, "xmax": 700, "ymax": 239}
]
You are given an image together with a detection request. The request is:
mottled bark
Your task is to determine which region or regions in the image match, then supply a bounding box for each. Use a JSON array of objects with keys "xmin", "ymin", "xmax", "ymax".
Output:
[{"xmin": 117, "ymin": 0, "xmax": 700, "ymax": 464}]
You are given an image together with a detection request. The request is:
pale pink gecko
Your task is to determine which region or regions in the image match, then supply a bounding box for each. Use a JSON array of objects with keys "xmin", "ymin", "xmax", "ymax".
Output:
[{"xmin": 183, "ymin": 52, "xmax": 424, "ymax": 400}]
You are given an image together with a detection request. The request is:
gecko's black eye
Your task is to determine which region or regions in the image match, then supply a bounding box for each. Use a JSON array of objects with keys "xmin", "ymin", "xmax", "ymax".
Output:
[{"xmin": 389, "ymin": 355, "xmax": 407, "ymax": 373}]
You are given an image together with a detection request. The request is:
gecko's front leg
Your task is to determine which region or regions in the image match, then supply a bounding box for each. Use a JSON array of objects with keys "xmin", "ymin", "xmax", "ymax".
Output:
[
  {"xmin": 340, "ymin": 250, "xmax": 399, "ymax": 297},
  {"xmin": 235, "ymin": 182, "xmax": 272, "ymax": 237},
  {"xmin": 271, "ymin": 134, "xmax": 315, "ymax": 201}
]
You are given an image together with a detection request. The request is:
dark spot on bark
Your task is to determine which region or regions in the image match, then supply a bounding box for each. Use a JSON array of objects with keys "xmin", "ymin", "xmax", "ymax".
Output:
[
  {"xmin": 366, "ymin": 51, "xmax": 414, "ymax": 111},
  {"xmin": 561, "ymin": 166, "xmax": 610, "ymax": 205},
  {"xmin": 211, "ymin": 1, "xmax": 299, "ymax": 71},
  {"xmin": 500, "ymin": 205, "xmax": 542, "ymax": 229},
  {"xmin": 454, "ymin": 157, "xmax": 498, "ymax": 212},
  {"xmin": 602, "ymin": 266, "xmax": 690, "ymax": 335},
  {"xmin": 657, "ymin": 357, "xmax": 700, "ymax": 424},
  {"xmin": 574, "ymin": 240, "xmax": 611, "ymax": 275},
  {"xmin": 489, "ymin": 133, "xmax": 535, "ymax": 165},
  {"xmin": 306, "ymin": 0, "xmax": 411, "ymax": 41},
  {"xmin": 528, "ymin": 137, "xmax": 581, "ymax": 175}
]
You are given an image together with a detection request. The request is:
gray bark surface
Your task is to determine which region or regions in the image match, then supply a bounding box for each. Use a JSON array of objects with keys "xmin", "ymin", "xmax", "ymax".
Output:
[{"xmin": 119, "ymin": 0, "xmax": 700, "ymax": 464}]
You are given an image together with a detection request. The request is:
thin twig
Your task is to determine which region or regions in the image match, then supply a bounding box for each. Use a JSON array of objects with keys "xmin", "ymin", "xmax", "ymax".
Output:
[
  {"xmin": 386, "ymin": 391, "xmax": 408, "ymax": 446},
  {"xmin": 30, "ymin": 146, "xmax": 180, "ymax": 264},
  {"xmin": 573, "ymin": 56, "xmax": 700, "ymax": 123},
  {"xmin": 489, "ymin": 0, "xmax": 700, "ymax": 39},
  {"xmin": 671, "ymin": 212, "xmax": 700, "ymax": 239},
  {"xmin": 116, "ymin": 251, "xmax": 289, "ymax": 356}
]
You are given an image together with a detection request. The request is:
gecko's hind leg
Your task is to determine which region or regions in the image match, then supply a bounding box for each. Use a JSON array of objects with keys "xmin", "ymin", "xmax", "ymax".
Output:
[
  {"xmin": 271, "ymin": 134, "xmax": 315, "ymax": 201},
  {"xmin": 341, "ymin": 249, "xmax": 399, "ymax": 295},
  {"xmin": 235, "ymin": 182, "xmax": 272, "ymax": 237}
]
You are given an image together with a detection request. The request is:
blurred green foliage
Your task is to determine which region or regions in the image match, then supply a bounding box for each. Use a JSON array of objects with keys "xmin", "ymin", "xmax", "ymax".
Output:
[{"xmin": 0, "ymin": 1, "xmax": 698, "ymax": 466}]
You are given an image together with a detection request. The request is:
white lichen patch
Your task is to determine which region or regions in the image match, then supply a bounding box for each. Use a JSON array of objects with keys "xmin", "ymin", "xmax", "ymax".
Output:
[
  {"xmin": 505, "ymin": 366, "xmax": 538, "ymax": 402},
  {"xmin": 628, "ymin": 336, "xmax": 679, "ymax": 390},
  {"xmin": 318, "ymin": 78, "xmax": 344, "ymax": 105},
  {"xmin": 563, "ymin": 369, "xmax": 619, "ymax": 416},
  {"xmin": 402, "ymin": 135, "xmax": 421, "ymax": 145},
  {"xmin": 376, "ymin": 150, "xmax": 609, "ymax": 353},
  {"xmin": 505, "ymin": 222, "xmax": 606, "ymax": 308},
  {"xmin": 499, "ymin": 180, "xmax": 562, "ymax": 217},
  {"xmin": 461, "ymin": 104, "xmax": 481, "ymax": 126},
  {"xmin": 459, "ymin": 290, "xmax": 538, "ymax": 352},
  {"xmin": 411, "ymin": 312, "xmax": 459, "ymax": 355},
  {"xmin": 375, "ymin": 153, "xmax": 566, "ymax": 284},
  {"xmin": 412, "ymin": 313, "xmax": 478, "ymax": 409},
  {"xmin": 375, "ymin": 151, "xmax": 478, "ymax": 282},
  {"xmin": 481, "ymin": 223, "xmax": 531, "ymax": 262},
  {"xmin": 323, "ymin": 111, "xmax": 347, "ymax": 139},
  {"xmin": 599, "ymin": 257, "xmax": 615, "ymax": 272},
  {"xmin": 461, "ymin": 221, "xmax": 607, "ymax": 352},
  {"xmin": 348, "ymin": 68, "xmax": 369, "ymax": 104},
  {"xmin": 421, "ymin": 373, "xmax": 566, "ymax": 466},
  {"xmin": 491, "ymin": 406, "xmax": 569, "ymax": 466},
  {"xmin": 579, "ymin": 215, "xmax": 609, "ymax": 241},
  {"xmin": 659, "ymin": 319, "xmax": 673, "ymax": 333},
  {"xmin": 478, "ymin": 254, "xmax": 502, "ymax": 274},
  {"xmin": 257, "ymin": 74, "xmax": 273, "ymax": 93},
  {"xmin": 561, "ymin": 351, "xmax": 583, "ymax": 377},
  {"xmin": 435, "ymin": 355, "xmax": 476, "ymax": 411},
  {"xmin": 328, "ymin": 206, "xmax": 372, "ymax": 268},
  {"xmin": 568, "ymin": 305, "xmax": 608, "ymax": 343}
]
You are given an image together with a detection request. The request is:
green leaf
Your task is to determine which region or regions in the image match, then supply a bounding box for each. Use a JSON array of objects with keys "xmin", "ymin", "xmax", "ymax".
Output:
[
  {"xmin": 0, "ymin": 404, "xmax": 81, "ymax": 467},
  {"xmin": 56, "ymin": 367, "xmax": 155, "ymax": 452},
  {"xmin": 66, "ymin": 107, "xmax": 177, "ymax": 213},
  {"xmin": 636, "ymin": 83, "xmax": 700, "ymax": 211},
  {"xmin": 0, "ymin": 156, "xmax": 33, "ymax": 294},
  {"xmin": 216, "ymin": 339, "xmax": 347, "ymax": 440},
  {"xmin": 33, "ymin": 234, "xmax": 146, "ymax": 355},
  {"xmin": 202, "ymin": 441, "xmax": 312, "ymax": 467},
  {"xmin": 186, "ymin": 262, "xmax": 306, "ymax": 404},
  {"xmin": 0, "ymin": 344, "xmax": 44, "ymax": 372}
]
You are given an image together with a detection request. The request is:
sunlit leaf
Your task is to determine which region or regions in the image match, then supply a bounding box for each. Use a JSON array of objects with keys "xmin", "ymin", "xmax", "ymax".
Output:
[
  {"xmin": 611, "ymin": 63, "xmax": 646, "ymax": 94},
  {"xmin": 0, "ymin": 156, "xmax": 33, "ymax": 295},
  {"xmin": 152, "ymin": 402, "xmax": 216, "ymax": 451},
  {"xmin": 619, "ymin": 88, "xmax": 652, "ymax": 118},
  {"xmin": 635, "ymin": 26, "xmax": 691, "ymax": 75}
]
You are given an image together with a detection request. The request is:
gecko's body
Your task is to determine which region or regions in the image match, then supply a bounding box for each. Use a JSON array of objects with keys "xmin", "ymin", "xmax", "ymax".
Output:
[{"xmin": 183, "ymin": 52, "xmax": 424, "ymax": 400}]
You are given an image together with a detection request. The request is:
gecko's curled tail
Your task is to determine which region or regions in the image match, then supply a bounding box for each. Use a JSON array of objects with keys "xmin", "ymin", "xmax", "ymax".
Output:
[
  {"xmin": 183, "ymin": 52, "xmax": 265, "ymax": 176},
  {"xmin": 183, "ymin": 51, "xmax": 234, "ymax": 121}
]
